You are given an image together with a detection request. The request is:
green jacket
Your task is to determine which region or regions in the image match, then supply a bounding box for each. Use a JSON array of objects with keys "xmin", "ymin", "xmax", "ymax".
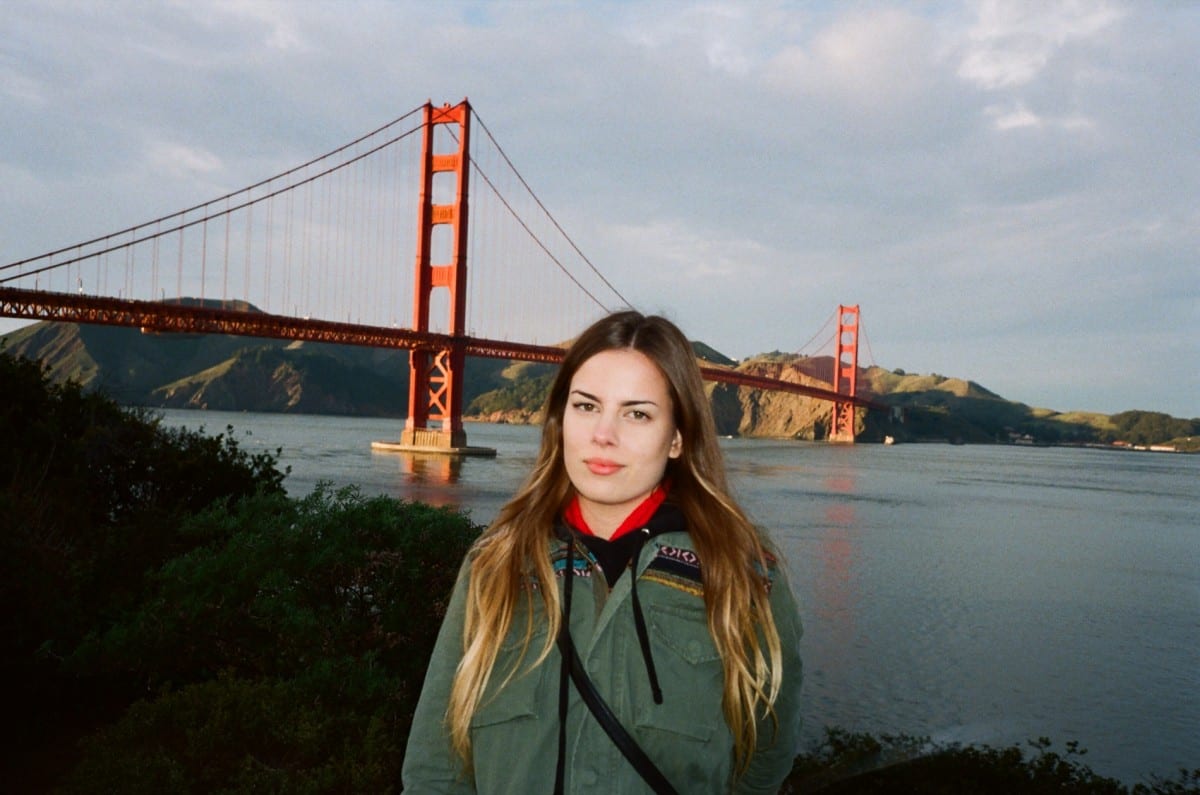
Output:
[{"xmin": 403, "ymin": 515, "xmax": 804, "ymax": 794}]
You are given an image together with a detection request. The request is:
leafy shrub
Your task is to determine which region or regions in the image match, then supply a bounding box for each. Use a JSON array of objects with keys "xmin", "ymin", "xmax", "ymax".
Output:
[
  {"xmin": 786, "ymin": 728, "xmax": 1199, "ymax": 794},
  {"xmin": 1108, "ymin": 411, "xmax": 1200, "ymax": 446},
  {"xmin": 59, "ymin": 671, "xmax": 398, "ymax": 794},
  {"xmin": 0, "ymin": 349, "xmax": 288, "ymax": 788},
  {"xmin": 62, "ymin": 485, "xmax": 478, "ymax": 793}
]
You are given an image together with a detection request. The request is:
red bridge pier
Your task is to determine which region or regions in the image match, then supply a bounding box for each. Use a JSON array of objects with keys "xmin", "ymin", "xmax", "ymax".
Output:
[
  {"xmin": 373, "ymin": 100, "xmax": 495, "ymax": 457},
  {"xmin": 830, "ymin": 304, "xmax": 860, "ymax": 443}
]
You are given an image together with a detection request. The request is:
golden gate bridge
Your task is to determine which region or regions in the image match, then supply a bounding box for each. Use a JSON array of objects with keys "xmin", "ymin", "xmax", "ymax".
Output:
[{"xmin": 0, "ymin": 99, "xmax": 885, "ymax": 450}]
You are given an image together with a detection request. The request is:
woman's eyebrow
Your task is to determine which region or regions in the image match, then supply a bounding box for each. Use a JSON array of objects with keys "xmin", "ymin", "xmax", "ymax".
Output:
[{"xmin": 569, "ymin": 389, "xmax": 659, "ymax": 408}]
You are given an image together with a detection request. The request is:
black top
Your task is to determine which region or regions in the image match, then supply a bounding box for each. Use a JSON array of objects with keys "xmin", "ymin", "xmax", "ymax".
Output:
[
  {"xmin": 579, "ymin": 531, "xmax": 645, "ymax": 588},
  {"xmin": 574, "ymin": 502, "xmax": 687, "ymax": 589}
]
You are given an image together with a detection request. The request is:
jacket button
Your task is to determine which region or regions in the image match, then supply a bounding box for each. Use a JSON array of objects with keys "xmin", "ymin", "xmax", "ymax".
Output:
[{"xmin": 579, "ymin": 769, "xmax": 598, "ymax": 787}]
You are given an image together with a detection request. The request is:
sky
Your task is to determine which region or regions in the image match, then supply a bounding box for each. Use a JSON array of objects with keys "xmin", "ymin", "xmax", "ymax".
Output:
[{"xmin": 2, "ymin": 1, "xmax": 1197, "ymax": 418}]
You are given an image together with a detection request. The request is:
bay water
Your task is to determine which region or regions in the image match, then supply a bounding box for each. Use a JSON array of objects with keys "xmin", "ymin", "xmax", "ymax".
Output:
[{"xmin": 161, "ymin": 409, "xmax": 1199, "ymax": 784}]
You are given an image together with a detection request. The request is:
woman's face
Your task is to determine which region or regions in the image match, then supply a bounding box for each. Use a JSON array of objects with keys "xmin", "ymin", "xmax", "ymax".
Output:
[{"xmin": 561, "ymin": 348, "xmax": 682, "ymax": 538}]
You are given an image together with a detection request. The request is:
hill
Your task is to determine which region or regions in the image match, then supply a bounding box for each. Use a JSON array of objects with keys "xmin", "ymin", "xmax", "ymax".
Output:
[
  {"xmin": 3, "ymin": 319, "xmax": 1196, "ymax": 449},
  {"xmin": 855, "ymin": 365, "xmax": 1198, "ymax": 449},
  {"xmin": 0, "ymin": 316, "xmax": 517, "ymax": 418}
]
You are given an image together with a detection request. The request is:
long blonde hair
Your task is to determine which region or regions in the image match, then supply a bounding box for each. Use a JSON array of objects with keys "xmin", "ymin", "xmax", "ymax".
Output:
[{"xmin": 446, "ymin": 311, "xmax": 784, "ymax": 772}]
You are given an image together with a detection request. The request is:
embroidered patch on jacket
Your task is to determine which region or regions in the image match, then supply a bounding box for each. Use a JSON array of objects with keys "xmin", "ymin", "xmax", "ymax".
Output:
[
  {"xmin": 526, "ymin": 548, "xmax": 593, "ymax": 591},
  {"xmin": 551, "ymin": 549, "xmax": 593, "ymax": 579},
  {"xmin": 643, "ymin": 545, "xmax": 704, "ymax": 596}
]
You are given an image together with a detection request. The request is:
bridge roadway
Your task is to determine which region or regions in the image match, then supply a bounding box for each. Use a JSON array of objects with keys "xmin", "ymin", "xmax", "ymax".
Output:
[{"xmin": 0, "ymin": 286, "xmax": 886, "ymax": 410}]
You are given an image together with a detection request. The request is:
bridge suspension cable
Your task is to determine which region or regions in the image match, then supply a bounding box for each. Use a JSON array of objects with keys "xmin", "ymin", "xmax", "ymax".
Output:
[
  {"xmin": 0, "ymin": 106, "xmax": 427, "ymax": 282},
  {"xmin": 795, "ymin": 307, "xmax": 837, "ymax": 357},
  {"xmin": 471, "ymin": 109, "xmax": 633, "ymax": 312},
  {"xmin": 859, "ymin": 317, "xmax": 878, "ymax": 370}
]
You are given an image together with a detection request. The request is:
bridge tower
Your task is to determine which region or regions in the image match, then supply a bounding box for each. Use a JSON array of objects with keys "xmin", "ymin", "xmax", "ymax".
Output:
[
  {"xmin": 392, "ymin": 100, "xmax": 492, "ymax": 455},
  {"xmin": 830, "ymin": 304, "xmax": 860, "ymax": 443}
]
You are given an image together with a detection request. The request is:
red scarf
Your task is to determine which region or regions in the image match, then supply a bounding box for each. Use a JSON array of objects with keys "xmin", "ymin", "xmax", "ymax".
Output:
[{"xmin": 563, "ymin": 483, "xmax": 669, "ymax": 540}]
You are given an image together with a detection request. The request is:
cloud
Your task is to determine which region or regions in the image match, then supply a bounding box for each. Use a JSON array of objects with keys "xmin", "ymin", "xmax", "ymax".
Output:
[
  {"xmin": 957, "ymin": 0, "xmax": 1124, "ymax": 89},
  {"xmin": 620, "ymin": 3, "xmax": 767, "ymax": 75},
  {"xmin": 207, "ymin": 0, "xmax": 309, "ymax": 52},
  {"xmin": 764, "ymin": 8, "xmax": 942, "ymax": 105},
  {"xmin": 0, "ymin": 60, "xmax": 46, "ymax": 106},
  {"xmin": 984, "ymin": 101, "xmax": 1096, "ymax": 132},
  {"xmin": 144, "ymin": 141, "xmax": 224, "ymax": 180},
  {"xmin": 606, "ymin": 218, "xmax": 775, "ymax": 281}
]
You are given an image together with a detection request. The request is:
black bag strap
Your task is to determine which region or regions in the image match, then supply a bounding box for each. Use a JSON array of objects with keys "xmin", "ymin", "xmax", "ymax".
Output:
[{"xmin": 556, "ymin": 626, "xmax": 680, "ymax": 795}]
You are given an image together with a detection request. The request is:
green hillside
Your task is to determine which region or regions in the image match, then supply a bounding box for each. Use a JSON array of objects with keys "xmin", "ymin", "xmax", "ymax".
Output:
[
  {"xmin": 2, "ymin": 320, "xmax": 1196, "ymax": 449},
  {"xmin": 857, "ymin": 365, "xmax": 1198, "ymax": 449},
  {"xmin": 0, "ymin": 318, "xmax": 515, "ymax": 418}
]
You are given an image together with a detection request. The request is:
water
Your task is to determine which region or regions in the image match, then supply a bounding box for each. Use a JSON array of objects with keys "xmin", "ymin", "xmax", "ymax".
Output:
[{"xmin": 162, "ymin": 409, "xmax": 1199, "ymax": 784}]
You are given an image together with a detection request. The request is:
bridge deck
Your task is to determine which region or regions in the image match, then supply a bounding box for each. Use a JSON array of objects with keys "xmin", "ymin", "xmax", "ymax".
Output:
[{"xmin": 0, "ymin": 286, "xmax": 887, "ymax": 411}]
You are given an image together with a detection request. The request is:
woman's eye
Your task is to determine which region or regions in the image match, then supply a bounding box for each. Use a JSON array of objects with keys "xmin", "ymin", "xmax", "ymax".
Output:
[
  {"xmin": 627, "ymin": 409, "xmax": 649, "ymax": 421},
  {"xmin": 571, "ymin": 400, "xmax": 596, "ymax": 412}
]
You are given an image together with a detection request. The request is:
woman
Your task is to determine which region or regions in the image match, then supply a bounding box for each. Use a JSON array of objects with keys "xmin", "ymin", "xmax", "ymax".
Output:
[{"xmin": 403, "ymin": 311, "xmax": 803, "ymax": 794}]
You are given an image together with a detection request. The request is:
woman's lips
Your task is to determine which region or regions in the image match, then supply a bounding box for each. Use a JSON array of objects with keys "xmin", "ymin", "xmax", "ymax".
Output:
[{"xmin": 585, "ymin": 458, "xmax": 622, "ymax": 476}]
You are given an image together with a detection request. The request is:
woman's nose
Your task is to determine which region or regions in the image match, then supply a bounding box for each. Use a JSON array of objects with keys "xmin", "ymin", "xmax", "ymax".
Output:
[{"xmin": 591, "ymin": 412, "xmax": 618, "ymax": 445}]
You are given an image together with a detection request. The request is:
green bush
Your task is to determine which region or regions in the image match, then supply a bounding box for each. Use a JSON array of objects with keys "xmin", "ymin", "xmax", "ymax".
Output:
[
  {"xmin": 786, "ymin": 728, "xmax": 1199, "ymax": 794},
  {"xmin": 62, "ymin": 486, "xmax": 478, "ymax": 793},
  {"xmin": 1108, "ymin": 411, "xmax": 1200, "ymax": 446},
  {"xmin": 1, "ymin": 352, "xmax": 287, "ymax": 651},
  {"xmin": 0, "ymin": 349, "xmax": 288, "ymax": 789},
  {"xmin": 58, "ymin": 672, "xmax": 398, "ymax": 794}
]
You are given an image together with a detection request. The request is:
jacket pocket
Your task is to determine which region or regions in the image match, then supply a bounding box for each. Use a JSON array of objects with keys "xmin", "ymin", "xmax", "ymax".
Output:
[
  {"xmin": 635, "ymin": 603, "xmax": 724, "ymax": 742},
  {"xmin": 471, "ymin": 629, "xmax": 550, "ymax": 728}
]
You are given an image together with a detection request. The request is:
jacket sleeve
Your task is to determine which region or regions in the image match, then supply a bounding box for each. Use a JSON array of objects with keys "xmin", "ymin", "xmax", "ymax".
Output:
[
  {"xmin": 401, "ymin": 557, "xmax": 476, "ymax": 794},
  {"xmin": 734, "ymin": 564, "xmax": 804, "ymax": 795}
]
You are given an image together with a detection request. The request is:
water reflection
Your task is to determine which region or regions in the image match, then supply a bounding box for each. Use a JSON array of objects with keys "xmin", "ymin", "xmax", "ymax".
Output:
[
  {"xmin": 368, "ymin": 450, "xmax": 469, "ymax": 508},
  {"xmin": 373, "ymin": 449, "xmax": 464, "ymax": 485},
  {"xmin": 814, "ymin": 465, "xmax": 861, "ymax": 671}
]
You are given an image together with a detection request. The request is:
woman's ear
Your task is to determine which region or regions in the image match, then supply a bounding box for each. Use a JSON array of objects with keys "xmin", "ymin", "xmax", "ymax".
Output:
[{"xmin": 669, "ymin": 429, "xmax": 682, "ymax": 459}]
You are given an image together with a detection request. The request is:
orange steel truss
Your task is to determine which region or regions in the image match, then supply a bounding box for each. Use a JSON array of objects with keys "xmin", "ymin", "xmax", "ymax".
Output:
[
  {"xmin": 0, "ymin": 285, "xmax": 577, "ymax": 362},
  {"xmin": 831, "ymin": 304, "xmax": 860, "ymax": 443},
  {"xmin": 403, "ymin": 101, "xmax": 472, "ymax": 449},
  {"xmin": 0, "ymin": 286, "xmax": 568, "ymax": 360}
]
